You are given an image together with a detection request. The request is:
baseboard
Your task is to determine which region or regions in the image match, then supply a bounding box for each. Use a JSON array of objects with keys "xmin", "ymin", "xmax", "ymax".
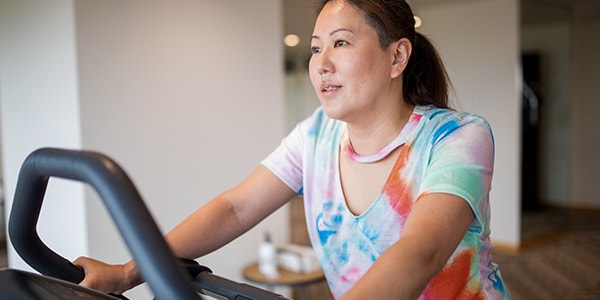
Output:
[
  {"xmin": 492, "ymin": 227, "xmax": 572, "ymax": 254},
  {"xmin": 492, "ymin": 241, "xmax": 521, "ymax": 254},
  {"xmin": 539, "ymin": 201, "xmax": 600, "ymax": 212}
]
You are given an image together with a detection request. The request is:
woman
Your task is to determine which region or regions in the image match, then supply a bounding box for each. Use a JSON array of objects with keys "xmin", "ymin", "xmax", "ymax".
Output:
[{"xmin": 75, "ymin": 0, "xmax": 511, "ymax": 299}]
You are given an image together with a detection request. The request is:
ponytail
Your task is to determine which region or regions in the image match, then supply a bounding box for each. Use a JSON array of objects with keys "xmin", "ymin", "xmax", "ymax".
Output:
[{"xmin": 403, "ymin": 32, "xmax": 451, "ymax": 109}]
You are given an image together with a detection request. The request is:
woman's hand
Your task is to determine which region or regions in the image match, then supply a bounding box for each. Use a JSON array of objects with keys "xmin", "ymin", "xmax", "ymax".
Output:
[{"xmin": 73, "ymin": 256, "xmax": 141, "ymax": 295}]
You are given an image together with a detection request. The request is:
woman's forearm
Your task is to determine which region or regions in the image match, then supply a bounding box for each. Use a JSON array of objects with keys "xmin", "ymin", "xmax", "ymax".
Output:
[
  {"xmin": 164, "ymin": 194, "xmax": 248, "ymax": 260},
  {"xmin": 164, "ymin": 166, "xmax": 296, "ymax": 260},
  {"xmin": 340, "ymin": 236, "xmax": 441, "ymax": 300}
]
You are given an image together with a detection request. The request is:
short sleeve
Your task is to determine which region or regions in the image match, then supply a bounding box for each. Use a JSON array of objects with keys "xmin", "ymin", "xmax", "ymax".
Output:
[
  {"xmin": 261, "ymin": 122, "xmax": 305, "ymax": 194},
  {"xmin": 418, "ymin": 114, "xmax": 495, "ymax": 234}
]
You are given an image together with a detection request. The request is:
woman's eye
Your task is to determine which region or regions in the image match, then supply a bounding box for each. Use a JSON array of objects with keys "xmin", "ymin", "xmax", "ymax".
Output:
[
  {"xmin": 334, "ymin": 40, "xmax": 348, "ymax": 47},
  {"xmin": 311, "ymin": 46, "xmax": 321, "ymax": 54}
]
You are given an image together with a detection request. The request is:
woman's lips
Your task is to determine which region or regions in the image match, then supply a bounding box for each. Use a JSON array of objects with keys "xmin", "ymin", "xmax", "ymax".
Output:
[{"xmin": 321, "ymin": 84, "xmax": 342, "ymax": 93}]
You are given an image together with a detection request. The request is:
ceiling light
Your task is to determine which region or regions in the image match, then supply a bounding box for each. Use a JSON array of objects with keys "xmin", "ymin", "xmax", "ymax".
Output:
[
  {"xmin": 414, "ymin": 16, "xmax": 422, "ymax": 28},
  {"xmin": 284, "ymin": 34, "xmax": 300, "ymax": 47}
]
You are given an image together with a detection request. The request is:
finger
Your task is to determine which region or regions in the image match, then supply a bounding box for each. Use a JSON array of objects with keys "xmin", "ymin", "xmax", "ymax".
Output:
[{"xmin": 72, "ymin": 256, "xmax": 92, "ymax": 269}]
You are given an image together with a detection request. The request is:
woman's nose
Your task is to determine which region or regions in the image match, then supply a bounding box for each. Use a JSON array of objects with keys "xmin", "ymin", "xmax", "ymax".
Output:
[{"xmin": 314, "ymin": 50, "xmax": 333, "ymax": 75}]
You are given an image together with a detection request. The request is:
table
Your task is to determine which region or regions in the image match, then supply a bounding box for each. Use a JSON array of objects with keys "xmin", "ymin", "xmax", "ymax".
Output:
[{"xmin": 242, "ymin": 263, "xmax": 325, "ymax": 300}]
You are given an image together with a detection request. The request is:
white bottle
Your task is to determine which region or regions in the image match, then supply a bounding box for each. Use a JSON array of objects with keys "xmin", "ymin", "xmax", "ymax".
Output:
[{"xmin": 258, "ymin": 232, "xmax": 278, "ymax": 279}]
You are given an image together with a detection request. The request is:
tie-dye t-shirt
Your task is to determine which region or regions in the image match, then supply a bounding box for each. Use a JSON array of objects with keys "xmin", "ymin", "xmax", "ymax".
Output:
[{"xmin": 261, "ymin": 105, "xmax": 511, "ymax": 299}]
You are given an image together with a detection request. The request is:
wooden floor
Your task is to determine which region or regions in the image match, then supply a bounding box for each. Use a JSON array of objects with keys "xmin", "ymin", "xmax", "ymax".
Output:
[{"xmin": 493, "ymin": 208, "xmax": 600, "ymax": 300}]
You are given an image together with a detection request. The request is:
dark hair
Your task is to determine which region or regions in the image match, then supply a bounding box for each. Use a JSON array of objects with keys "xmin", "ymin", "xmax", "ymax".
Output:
[{"xmin": 314, "ymin": 0, "xmax": 451, "ymax": 109}]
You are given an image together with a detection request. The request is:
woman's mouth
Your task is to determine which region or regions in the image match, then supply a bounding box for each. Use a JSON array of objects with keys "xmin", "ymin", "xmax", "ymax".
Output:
[{"xmin": 321, "ymin": 84, "xmax": 342, "ymax": 93}]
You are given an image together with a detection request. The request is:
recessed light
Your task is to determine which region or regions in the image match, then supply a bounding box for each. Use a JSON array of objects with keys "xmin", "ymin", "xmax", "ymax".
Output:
[
  {"xmin": 284, "ymin": 34, "xmax": 300, "ymax": 47},
  {"xmin": 414, "ymin": 16, "xmax": 422, "ymax": 28}
]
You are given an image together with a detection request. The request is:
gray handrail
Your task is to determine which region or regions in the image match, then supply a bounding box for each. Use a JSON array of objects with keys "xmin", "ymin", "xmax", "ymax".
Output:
[{"xmin": 9, "ymin": 148, "xmax": 200, "ymax": 299}]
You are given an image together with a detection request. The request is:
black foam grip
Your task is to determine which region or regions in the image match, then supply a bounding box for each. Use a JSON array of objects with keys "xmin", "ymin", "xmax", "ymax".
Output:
[{"xmin": 9, "ymin": 148, "xmax": 199, "ymax": 299}]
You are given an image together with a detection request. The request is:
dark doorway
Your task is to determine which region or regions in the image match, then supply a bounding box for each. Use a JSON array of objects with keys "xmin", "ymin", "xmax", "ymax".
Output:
[{"xmin": 521, "ymin": 53, "xmax": 542, "ymax": 211}]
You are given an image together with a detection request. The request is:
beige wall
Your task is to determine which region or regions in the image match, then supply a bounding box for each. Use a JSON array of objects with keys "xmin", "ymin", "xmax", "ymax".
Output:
[{"xmin": 0, "ymin": 0, "xmax": 288, "ymax": 298}]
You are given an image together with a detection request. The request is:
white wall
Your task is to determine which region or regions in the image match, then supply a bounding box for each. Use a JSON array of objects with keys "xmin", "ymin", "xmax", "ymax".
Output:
[
  {"xmin": 285, "ymin": 69, "xmax": 320, "ymax": 131},
  {"xmin": 0, "ymin": 0, "xmax": 88, "ymax": 262},
  {"xmin": 1, "ymin": 0, "xmax": 288, "ymax": 298},
  {"xmin": 413, "ymin": 0, "xmax": 521, "ymax": 246}
]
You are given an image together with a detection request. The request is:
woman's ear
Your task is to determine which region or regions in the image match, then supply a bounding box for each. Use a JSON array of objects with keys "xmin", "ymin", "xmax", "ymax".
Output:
[{"xmin": 391, "ymin": 38, "xmax": 412, "ymax": 79}]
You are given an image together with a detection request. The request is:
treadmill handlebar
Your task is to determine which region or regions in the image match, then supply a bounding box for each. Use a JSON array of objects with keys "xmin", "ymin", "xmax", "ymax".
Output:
[{"xmin": 9, "ymin": 148, "xmax": 200, "ymax": 299}]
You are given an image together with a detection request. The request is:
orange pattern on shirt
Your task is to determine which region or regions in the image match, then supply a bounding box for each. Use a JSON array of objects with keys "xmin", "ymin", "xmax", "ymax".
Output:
[
  {"xmin": 421, "ymin": 250, "xmax": 485, "ymax": 300},
  {"xmin": 382, "ymin": 145, "xmax": 413, "ymax": 221}
]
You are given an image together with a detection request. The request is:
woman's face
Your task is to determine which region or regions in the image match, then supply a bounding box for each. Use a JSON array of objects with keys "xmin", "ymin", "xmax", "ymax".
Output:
[{"xmin": 309, "ymin": 0, "xmax": 401, "ymax": 123}]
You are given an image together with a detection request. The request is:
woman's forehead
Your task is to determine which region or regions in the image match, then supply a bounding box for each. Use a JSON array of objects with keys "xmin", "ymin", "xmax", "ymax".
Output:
[{"xmin": 313, "ymin": 1, "xmax": 367, "ymax": 36}]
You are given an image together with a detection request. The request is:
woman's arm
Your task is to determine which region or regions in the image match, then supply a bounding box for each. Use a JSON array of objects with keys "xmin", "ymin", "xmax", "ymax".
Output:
[
  {"xmin": 75, "ymin": 165, "xmax": 296, "ymax": 293},
  {"xmin": 165, "ymin": 165, "xmax": 297, "ymax": 259},
  {"xmin": 341, "ymin": 192, "xmax": 475, "ymax": 300}
]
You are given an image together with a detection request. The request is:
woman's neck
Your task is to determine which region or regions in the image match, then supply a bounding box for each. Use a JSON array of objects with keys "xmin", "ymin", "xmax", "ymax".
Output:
[{"xmin": 345, "ymin": 104, "xmax": 415, "ymax": 156}]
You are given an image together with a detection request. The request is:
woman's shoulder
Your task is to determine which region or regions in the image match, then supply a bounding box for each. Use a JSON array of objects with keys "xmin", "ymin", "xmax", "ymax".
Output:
[
  {"xmin": 415, "ymin": 105, "xmax": 491, "ymax": 129},
  {"xmin": 412, "ymin": 105, "xmax": 494, "ymax": 145}
]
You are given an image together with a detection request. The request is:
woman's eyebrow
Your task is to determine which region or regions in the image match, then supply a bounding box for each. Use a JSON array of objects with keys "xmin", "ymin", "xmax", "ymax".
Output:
[{"xmin": 311, "ymin": 28, "xmax": 352, "ymax": 41}]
